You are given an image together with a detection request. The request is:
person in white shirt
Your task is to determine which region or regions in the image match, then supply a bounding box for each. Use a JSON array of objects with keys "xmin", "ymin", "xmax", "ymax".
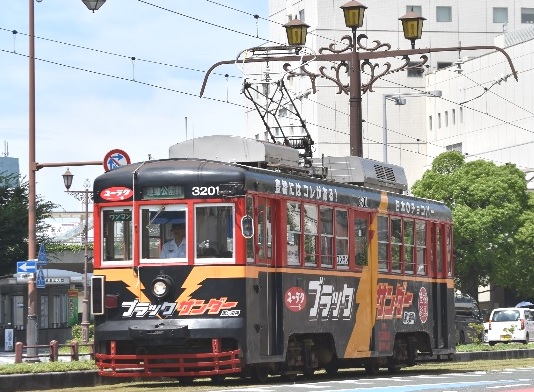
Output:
[{"xmin": 160, "ymin": 223, "xmax": 186, "ymax": 258}]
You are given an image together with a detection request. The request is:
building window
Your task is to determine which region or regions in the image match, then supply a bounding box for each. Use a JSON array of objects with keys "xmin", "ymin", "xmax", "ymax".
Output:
[
  {"xmin": 436, "ymin": 6, "xmax": 452, "ymax": 22},
  {"xmin": 407, "ymin": 5, "xmax": 422, "ymax": 16},
  {"xmin": 452, "ymin": 109, "xmax": 456, "ymax": 125},
  {"xmin": 429, "ymin": 115, "xmax": 433, "ymax": 131},
  {"xmin": 438, "ymin": 113, "xmax": 442, "ymax": 129},
  {"xmin": 407, "ymin": 61, "xmax": 424, "ymax": 77},
  {"xmin": 445, "ymin": 111, "xmax": 449, "ymax": 127},
  {"xmin": 298, "ymin": 9, "xmax": 305, "ymax": 21},
  {"xmin": 493, "ymin": 7, "xmax": 508, "ymax": 23},
  {"xmin": 459, "ymin": 107, "xmax": 464, "ymax": 123},
  {"xmin": 522, "ymin": 8, "xmax": 534, "ymax": 24},
  {"xmin": 446, "ymin": 142, "xmax": 462, "ymax": 152},
  {"xmin": 437, "ymin": 62, "xmax": 453, "ymax": 70}
]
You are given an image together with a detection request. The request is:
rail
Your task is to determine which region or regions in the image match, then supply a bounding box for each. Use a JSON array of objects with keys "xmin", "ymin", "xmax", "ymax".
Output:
[{"xmin": 14, "ymin": 341, "xmax": 94, "ymax": 363}]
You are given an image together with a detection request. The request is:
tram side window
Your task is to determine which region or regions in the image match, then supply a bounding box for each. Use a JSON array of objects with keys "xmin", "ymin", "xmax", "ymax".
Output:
[
  {"xmin": 320, "ymin": 206, "xmax": 334, "ymax": 267},
  {"xmin": 102, "ymin": 208, "xmax": 133, "ymax": 262},
  {"xmin": 404, "ymin": 219, "xmax": 415, "ymax": 274},
  {"xmin": 416, "ymin": 220, "xmax": 427, "ymax": 275},
  {"xmin": 304, "ymin": 204, "xmax": 318, "ymax": 266},
  {"xmin": 391, "ymin": 217, "xmax": 402, "ymax": 273},
  {"xmin": 246, "ymin": 196, "xmax": 254, "ymax": 263},
  {"xmin": 196, "ymin": 204, "xmax": 234, "ymax": 260},
  {"xmin": 447, "ymin": 225, "xmax": 453, "ymax": 276},
  {"xmin": 354, "ymin": 217, "xmax": 368, "ymax": 267},
  {"xmin": 436, "ymin": 225, "xmax": 443, "ymax": 274},
  {"xmin": 287, "ymin": 201, "xmax": 302, "ymax": 266},
  {"xmin": 378, "ymin": 215, "xmax": 389, "ymax": 271},
  {"xmin": 335, "ymin": 209, "xmax": 349, "ymax": 269}
]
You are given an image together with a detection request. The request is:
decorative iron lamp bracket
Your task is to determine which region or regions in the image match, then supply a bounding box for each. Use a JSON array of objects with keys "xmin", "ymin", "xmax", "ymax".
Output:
[{"xmin": 201, "ymin": 44, "xmax": 518, "ymax": 99}]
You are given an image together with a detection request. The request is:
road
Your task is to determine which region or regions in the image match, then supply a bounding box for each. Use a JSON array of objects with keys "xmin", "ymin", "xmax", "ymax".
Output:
[{"xmin": 202, "ymin": 367, "xmax": 534, "ymax": 392}]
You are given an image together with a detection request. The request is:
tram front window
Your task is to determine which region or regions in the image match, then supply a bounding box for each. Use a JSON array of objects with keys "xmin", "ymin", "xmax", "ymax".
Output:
[
  {"xmin": 195, "ymin": 204, "xmax": 234, "ymax": 260},
  {"xmin": 102, "ymin": 208, "xmax": 133, "ymax": 262},
  {"xmin": 141, "ymin": 205, "xmax": 188, "ymax": 262}
]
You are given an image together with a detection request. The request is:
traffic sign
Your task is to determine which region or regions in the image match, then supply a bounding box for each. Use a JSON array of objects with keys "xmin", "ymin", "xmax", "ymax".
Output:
[
  {"xmin": 36, "ymin": 268, "xmax": 46, "ymax": 289},
  {"xmin": 37, "ymin": 243, "xmax": 47, "ymax": 265},
  {"xmin": 103, "ymin": 149, "xmax": 131, "ymax": 172},
  {"xmin": 17, "ymin": 261, "xmax": 37, "ymax": 274}
]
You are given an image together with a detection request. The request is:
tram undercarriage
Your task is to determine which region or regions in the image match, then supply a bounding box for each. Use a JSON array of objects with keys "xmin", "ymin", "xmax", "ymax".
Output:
[{"xmin": 95, "ymin": 331, "xmax": 432, "ymax": 381}]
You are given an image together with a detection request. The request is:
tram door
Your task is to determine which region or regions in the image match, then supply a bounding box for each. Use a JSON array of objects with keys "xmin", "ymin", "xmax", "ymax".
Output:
[
  {"xmin": 255, "ymin": 197, "xmax": 283, "ymax": 356},
  {"xmin": 431, "ymin": 223, "xmax": 448, "ymax": 348}
]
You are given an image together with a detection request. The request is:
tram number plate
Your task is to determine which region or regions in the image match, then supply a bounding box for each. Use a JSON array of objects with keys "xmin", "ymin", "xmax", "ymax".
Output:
[{"xmin": 500, "ymin": 334, "xmax": 512, "ymax": 340}]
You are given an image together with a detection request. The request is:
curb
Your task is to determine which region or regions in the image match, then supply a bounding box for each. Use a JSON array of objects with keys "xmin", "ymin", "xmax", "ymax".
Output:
[{"xmin": 2, "ymin": 349, "xmax": 534, "ymax": 392}]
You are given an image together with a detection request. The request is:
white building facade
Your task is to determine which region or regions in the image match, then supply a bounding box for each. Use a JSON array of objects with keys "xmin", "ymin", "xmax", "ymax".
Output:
[{"xmin": 245, "ymin": 1, "xmax": 534, "ymax": 186}]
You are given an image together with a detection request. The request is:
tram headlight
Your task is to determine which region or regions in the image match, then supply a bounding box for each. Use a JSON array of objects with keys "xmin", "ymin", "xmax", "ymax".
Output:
[{"xmin": 151, "ymin": 275, "xmax": 174, "ymax": 299}]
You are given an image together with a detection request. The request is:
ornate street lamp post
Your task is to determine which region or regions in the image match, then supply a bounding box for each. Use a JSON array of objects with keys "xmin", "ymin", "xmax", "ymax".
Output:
[
  {"xmin": 201, "ymin": 2, "xmax": 518, "ymax": 159},
  {"xmin": 63, "ymin": 169, "xmax": 92, "ymax": 344}
]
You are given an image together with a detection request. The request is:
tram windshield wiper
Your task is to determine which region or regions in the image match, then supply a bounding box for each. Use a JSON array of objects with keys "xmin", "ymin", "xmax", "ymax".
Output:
[{"xmin": 147, "ymin": 206, "xmax": 165, "ymax": 227}]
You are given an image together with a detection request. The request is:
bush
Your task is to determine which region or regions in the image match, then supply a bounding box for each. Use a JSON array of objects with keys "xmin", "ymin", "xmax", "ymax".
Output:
[
  {"xmin": 70, "ymin": 324, "xmax": 94, "ymax": 342},
  {"xmin": 468, "ymin": 322, "xmax": 485, "ymax": 345}
]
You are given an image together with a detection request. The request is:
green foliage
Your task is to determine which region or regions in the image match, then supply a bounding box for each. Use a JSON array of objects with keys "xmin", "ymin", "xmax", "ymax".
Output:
[
  {"xmin": 70, "ymin": 324, "xmax": 95, "ymax": 342},
  {"xmin": 0, "ymin": 173, "xmax": 57, "ymax": 276},
  {"xmin": 0, "ymin": 360, "xmax": 96, "ymax": 375},
  {"xmin": 412, "ymin": 152, "xmax": 533, "ymax": 298},
  {"xmin": 467, "ymin": 322, "xmax": 485, "ymax": 345}
]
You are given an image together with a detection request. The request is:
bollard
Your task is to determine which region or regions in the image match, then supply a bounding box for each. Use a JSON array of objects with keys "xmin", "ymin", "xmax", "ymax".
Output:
[
  {"xmin": 50, "ymin": 340, "xmax": 58, "ymax": 362},
  {"xmin": 14, "ymin": 342, "xmax": 23, "ymax": 363},
  {"xmin": 70, "ymin": 340, "xmax": 79, "ymax": 361},
  {"xmin": 89, "ymin": 340, "xmax": 95, "ymax": 360}
]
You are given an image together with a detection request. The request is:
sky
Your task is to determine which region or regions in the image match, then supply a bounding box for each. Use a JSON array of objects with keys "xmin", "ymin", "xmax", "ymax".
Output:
[{"xmin": 0, "ymin": 0, "xmax": 270, "ymax": 214}]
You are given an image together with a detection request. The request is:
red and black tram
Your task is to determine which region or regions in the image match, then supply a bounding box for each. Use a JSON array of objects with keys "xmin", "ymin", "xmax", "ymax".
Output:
[{"xmin": 91, "ymin": 136, "xmax": 455, "ymax": 381}]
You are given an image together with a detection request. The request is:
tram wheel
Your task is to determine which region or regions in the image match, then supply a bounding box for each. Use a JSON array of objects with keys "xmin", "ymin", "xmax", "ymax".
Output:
[
  {"xmin": 251, "ymin": 364, "xmax": 270, "ymax": 383},
  {"xmin": 177, "ymin": 377, "xmax": 194, "ymax": 385},
  {"xmin": 282, "ymin": 372, "xmax": 298, "ymax": 382},
  {"xmin": 211, "ymin": 375, "xmax": 226, "ymax": 383},
  {"xmin": 387, "ymin": 365, "xmax": 399, "ymax": 374},
  {"xmin": 325, "ymin": 361, "xmax": 339, "ymax": 376},
  {"xmin": 364, "ymin": 363, "xmax": 380, "ymax": 375}
]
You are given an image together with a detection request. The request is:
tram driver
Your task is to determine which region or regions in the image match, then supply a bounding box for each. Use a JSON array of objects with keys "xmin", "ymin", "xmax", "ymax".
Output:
[{"xmin": 160, "ymin": 223, "xmax": 186, "ymax": 258}]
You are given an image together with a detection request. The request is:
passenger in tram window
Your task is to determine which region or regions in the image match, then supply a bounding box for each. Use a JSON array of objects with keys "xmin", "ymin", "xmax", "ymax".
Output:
[{"xmin": 160, "ymin": 223, "xmax": 186, "ymax": 258}]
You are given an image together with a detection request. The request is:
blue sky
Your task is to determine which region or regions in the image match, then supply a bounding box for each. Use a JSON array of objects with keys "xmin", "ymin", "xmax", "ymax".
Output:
[{"xmin": 0, "ymin": 0, "xmax": 270, "ymax": 213}]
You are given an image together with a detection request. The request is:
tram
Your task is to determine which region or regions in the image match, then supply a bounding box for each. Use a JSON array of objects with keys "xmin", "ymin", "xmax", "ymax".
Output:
[{"xmin": 91, "ymin": 135, "xmax": 455, "ymax": 381}]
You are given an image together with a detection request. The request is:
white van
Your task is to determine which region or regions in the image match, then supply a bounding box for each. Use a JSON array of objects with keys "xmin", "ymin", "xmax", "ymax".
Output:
[{"xmin": 487, "ymin": 307, "xmax": 534, "ymax": 346}]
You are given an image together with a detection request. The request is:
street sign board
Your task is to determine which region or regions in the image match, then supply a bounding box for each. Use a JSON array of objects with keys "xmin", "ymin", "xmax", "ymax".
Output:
[
  {"xmin": 17, "ymin": 261, "xmax": 37, "ymax": 274},
  {"xmin": 37, "ymin": 243, "xmax": 47, "ymax": 265},
  {"xmin": 103, "ymin": 149, "xmax": 131, "ymax": 172},
  {"xmin": 36, "ymin": 268, "xmax": 46, "ymax": 289}
]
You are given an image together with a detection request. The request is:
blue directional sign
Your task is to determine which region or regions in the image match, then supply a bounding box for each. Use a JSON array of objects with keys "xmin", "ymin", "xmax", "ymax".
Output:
[
  {"xmin": 17, "ymin": 261, "xmax": 37, "ymax": 274},
  {"xmin": 36, "ymin": 268, "xmax": 46, "ymax": 289},
  {"xmin": 37, "ymin": 243, "xmax": 47, "ymax": 265}
]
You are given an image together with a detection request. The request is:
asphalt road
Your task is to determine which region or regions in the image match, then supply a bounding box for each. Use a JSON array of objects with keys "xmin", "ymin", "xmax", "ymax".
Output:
[{"xmin": 202, "ymin": 367, "xmax": 534, "ymax": 392}]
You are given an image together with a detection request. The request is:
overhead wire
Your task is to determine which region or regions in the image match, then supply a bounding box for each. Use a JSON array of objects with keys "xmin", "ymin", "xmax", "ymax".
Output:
[{"xmin": 1, "ymin": 1, "xmax": 532, "ymax": 168}]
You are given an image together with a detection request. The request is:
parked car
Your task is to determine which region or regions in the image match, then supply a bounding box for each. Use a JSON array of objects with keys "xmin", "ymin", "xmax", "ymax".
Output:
[
  {"xmin": 486, "ymin": 307, "xmax": 534, "ymax": 346},
  {"xmin": 455, "ymin": 292, "xmax": 484, "ymax": 344}
]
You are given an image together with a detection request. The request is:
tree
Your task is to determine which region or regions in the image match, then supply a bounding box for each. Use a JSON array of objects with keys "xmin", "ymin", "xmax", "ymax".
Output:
[
  {"xmin": 0, "ymin": 172, "xmax": 57, "ymax": 276},
  {"xmin": 411, "ymin": 151, "xmax": 531, "ymax": 298}
]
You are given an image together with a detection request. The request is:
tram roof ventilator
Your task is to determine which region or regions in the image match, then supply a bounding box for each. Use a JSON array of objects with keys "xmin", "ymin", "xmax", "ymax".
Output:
[{"xmin": 169, "ymin": 135, "xmax": 407, "ymax": 194}]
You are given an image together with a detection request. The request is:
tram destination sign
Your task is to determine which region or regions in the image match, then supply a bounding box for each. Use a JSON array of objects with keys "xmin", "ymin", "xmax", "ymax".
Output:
[{"xmin": 143, "ymin": 185, "xmax": 184, "ymax": 199}]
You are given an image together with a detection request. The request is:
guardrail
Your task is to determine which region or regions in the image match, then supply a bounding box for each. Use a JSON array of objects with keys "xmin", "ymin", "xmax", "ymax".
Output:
[{"xmin": 14, "ymin": 341, "xmax": 94, "ymax": 363}]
